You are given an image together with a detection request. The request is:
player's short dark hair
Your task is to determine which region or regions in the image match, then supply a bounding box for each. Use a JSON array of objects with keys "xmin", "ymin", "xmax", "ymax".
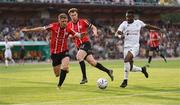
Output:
[
  {"xmin": 126, "ymin": 10, "xmax": 135, "ymax": 15},
  {"xmin": 68, "ymin": 8, "xmax": 78, "ymax": 14},
  {"xmin": 58, "ymin": 13, "xmax": 68, "ymax": 19}
]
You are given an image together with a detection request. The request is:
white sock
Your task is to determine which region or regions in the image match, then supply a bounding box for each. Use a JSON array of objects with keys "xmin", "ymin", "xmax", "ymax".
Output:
[
  {"xmin": 124, "ymin": 62, "xmax": 130, "ymax": 80},
  {"xmin": 5, "ymin": 60, "xmax": 8, "ymax": 67},
  {"xmin": 131, "ymin": 65, "xmax": 142, "ymax": 72}
]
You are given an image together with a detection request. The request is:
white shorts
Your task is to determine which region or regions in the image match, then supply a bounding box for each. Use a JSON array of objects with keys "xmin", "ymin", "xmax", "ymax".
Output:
[
  {"xmin": 124, "ymin": 47, "xmax": 139, "ymax": 58},
  {"xmin": 5, "ymin": 50, "xmax": 12, "ymax": 59}
]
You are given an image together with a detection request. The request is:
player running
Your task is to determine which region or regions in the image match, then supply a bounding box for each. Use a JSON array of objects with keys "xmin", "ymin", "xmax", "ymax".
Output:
[
  {"xmin": 19, "ymin": 45, "xmax": 25, "ymax": 65},
  {"xmin": 21, "ymin": 13, "xmax": 70, "ymax": 88},
  {"xmin": 4, "ymin": 36, "xmax": 15, "ymax": 67},
  {"xmin": 147, "ymin": 29, "xmax": 167, "ymax": 65},
  {"xmin": 115, "ymin": 10, "xmax": 164, "ymax": 88},
  {"xmin": 67, "ymin": 8, "xmax": 114, "ymax": 84}
]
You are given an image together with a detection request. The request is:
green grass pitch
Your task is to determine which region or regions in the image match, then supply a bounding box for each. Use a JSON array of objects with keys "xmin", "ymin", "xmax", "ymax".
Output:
[{"xmin": 0, "ymin": 59, "xmax": 180, "ymax": 105}]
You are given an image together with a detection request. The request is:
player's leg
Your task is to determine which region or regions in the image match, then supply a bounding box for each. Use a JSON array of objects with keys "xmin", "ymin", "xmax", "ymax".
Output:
[
  {"xmin": 53, "ymin": 65, "xmax": 61, "ymax": 77},
  {"xmin": 157, "ymin": 48, "xmax": 167, "ymax": 63},
  {"xmin": 120, "ymin": 49, "xmax": 148, "ymax": 88},
  {"xmin": 131, "ymin": 63, "xmax": 148, "ymax": 78},
  {"xmin": 159, "ymin": 53, "xmax": 167, "ymax": 63},
  {"xmin": 148, "ymin": 50, "xmax": 153, "ymax": 64},
  {"xmin": 76, "ymin": 49, "xmax": 88, "ymax": 84},
  {"xmin": 120, "ymin": 51, "xmax": 133, "ymax": 88},
  {"xmin": 57, "ymin": 56, "xmax": 69, "ymax": 88},
  {"xmin": 4, "ymin": 51, "xmax": 9, "ymax": 67},
  {"xmin": 130, "ymin": 49, "xmax": 149, "ymax": 78},
  {"xmin": 9, "ymin": 51, "xmax": 15, "ymax": 64},
  {"xmin": 5, "ymin": 58, "xmax": 8, "ymax": 67},
  {"xmin": 20, "ymin": 56, "xmax": 25, "ymax": 65},
  {"xmin": 85, "ymin": 54, "xmax": 114, "ymax": 81},
  {"xmin": 51, "ymin": 54, "xmax": 61, "ymax": 77}
]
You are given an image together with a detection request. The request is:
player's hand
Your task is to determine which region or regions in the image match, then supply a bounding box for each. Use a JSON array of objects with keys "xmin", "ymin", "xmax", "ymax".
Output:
[
  {"xmin": 74, "ymin": 32, "xmax": 81, "ymax": 38},
  {"xmin": 115, "ymin": 35, "xmax": 124, "ymax": 40},
  {"xmin": 69, "ymin": 35, "xmax": 76, "ymax": 39},
  {"xmin": 92, "ymin": 30, "xmax": 98, "ymax": 37}
]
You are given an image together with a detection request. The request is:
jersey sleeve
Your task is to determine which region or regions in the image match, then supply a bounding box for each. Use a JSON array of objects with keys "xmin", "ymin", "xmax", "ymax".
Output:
[
  {"xmin": 137, "ymin": 20, "xmax": 146, "ymax": 28},
  {"xmin": 66, "ymin": 23, "xmax": 76, "ymax": 35},
  {"xmin": 117, "ymin": 21, "xmax": 125, "ymax": 32},
  {"xmin": 82, "ymin": 19, "xmax": 92, "ymax": 28},
  {"xmin": 43, "ymin": 24, "xmax": 54, "ymax": 31}
]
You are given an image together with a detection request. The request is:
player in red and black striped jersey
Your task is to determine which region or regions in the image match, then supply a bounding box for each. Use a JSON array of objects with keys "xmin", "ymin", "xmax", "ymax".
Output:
[
  {"xmin": 21, "ymin": 13, "xmax": 70, "ymax": 88},
  {"xmin": 67, "ymin": 8, "xmax": 114, "ymax": 84},
  {"xmin": 147, "ymin": 30, "xmax": 167, "ymax": 64}
]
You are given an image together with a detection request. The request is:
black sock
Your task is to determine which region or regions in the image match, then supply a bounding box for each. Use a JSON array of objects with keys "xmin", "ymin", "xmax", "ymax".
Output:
[
  {"xmin": 79, "ymin": 61, "xmax": 87, "ymax": 79},
  {"xmin": 95, "ymin": 62, "xmax": 109, "ymax": 73},
  {"xmin": 160, "ymin": 54, "xmax": 167, "ymax": 62},
  {"xmin": 58, "ymin": 70, "xmax": 67, "ymax": 87},
  {"xmin": 148, "ymin": 56, "xmax": 152, "ymax": 63}
]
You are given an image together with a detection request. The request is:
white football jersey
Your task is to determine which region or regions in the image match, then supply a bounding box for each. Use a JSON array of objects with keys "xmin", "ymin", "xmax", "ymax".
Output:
[{"xmin": 117, "ymin": 19, "xmax": 146, "ymax": 48}]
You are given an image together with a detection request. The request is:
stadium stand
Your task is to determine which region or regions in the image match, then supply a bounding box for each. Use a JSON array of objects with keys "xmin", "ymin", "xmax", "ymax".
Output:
[
  {"xmin": 0, "ymin": 0, "xmax": 179, "ymax": 61},
  {"xmin": 0, "ymin": 0, "xmax": 179, "ymax": 6}
]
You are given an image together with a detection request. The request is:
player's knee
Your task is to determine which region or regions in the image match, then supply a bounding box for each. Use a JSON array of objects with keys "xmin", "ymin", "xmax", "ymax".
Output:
[
  {"xmin": 149, "ymin": 51, "xmax": 153, "ymax": 56},
  {"xmin": 53, "ymin": 68, "xmax": 60, "ymax": 77},
  {"xmin": 124, "ymin": 58, "xmax": 130, "ymax": 62},
  {"xmin": 124, "ymin": 56, "xmax": 133, "ymax": 62},
  {"xmin": 76, "ymin": 55, "xmax": 83, "ymax": 61},
  {"xmin": 124, "ymin": 62, "xmax": 130, "ymax": 71},
  {"xmin": 62, "ymin": 66, "xmax": 69, "ymax": 71}
]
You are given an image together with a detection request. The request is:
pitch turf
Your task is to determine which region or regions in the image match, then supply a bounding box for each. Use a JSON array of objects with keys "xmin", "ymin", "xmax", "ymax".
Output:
[{"xmin": 0, "ymin": 59, "xmax": 180, "ymax": 105}]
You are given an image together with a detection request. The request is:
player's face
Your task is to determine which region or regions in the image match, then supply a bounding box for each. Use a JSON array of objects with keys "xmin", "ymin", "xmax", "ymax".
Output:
[
  {"xmin": 126, "ymin": 13, "xmax": 134, "ymax": 23},
  {"xmin": 59, "ymin": 18, "xmax": 68, "ymax": 28},
  {"xmin": 69, "ymin": 12, "xmax": 78, "ymax": 22}
]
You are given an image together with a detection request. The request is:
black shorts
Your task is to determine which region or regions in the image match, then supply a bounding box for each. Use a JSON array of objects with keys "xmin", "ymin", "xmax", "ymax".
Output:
[
  {"xmin": 149, "ymin": 46, "xmax": 159, "ymax": 52},
  {"xmin": 51, "ymin": 51, "xmax": 69, "ymax": 67},
  {"xmin": 79, "ymin": 41, "xmax": 93, "ymax": 56}
]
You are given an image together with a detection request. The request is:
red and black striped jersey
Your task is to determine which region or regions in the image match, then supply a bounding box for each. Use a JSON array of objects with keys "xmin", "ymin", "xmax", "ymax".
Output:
[
  {"xmin": 67, "ymin": 19, "xmax": 91, "ymax": 48},
  {"xmin": 45, "ymin": 22, "xmax": 69, "ymax": 54}
]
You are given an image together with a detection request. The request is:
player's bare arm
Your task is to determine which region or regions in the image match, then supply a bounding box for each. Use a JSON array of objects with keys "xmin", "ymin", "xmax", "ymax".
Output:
[
  {"xmin": 91, "ymin": 25, "xmax": 98, "ymax": 37},
  {"xmin": 70, "ymin": 25, "xmax": 97, "ymax": 38},
  {"xmin": 80, "ymin": 24, "xmax": 97, "ymax": 37},
  {"xmin": 144, "ymin": 24, "xmax": 163, "ymax": 32},
  {"xmin": 21, "ymin": 27, "xmax": 45, "ymax": 32}
]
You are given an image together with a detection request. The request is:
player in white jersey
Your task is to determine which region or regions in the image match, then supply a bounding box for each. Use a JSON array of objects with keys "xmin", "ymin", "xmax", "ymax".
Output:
[
  {"xmin": 4, "ymin": 37, "xmax": 15, "ymax": 67},
  {"xmin": 115, "ymin": 10, "xmax": 164, "ymax": 88}
]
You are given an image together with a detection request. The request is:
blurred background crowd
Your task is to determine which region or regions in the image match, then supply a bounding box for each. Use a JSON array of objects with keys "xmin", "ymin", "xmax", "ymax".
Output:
[
  {"xmin": 1, "ymin": 0, "xmax": 180, "ymax": 6},
  {"xmin": 0, "ymin": 0, "xmax": 179, "ymax": 61}
]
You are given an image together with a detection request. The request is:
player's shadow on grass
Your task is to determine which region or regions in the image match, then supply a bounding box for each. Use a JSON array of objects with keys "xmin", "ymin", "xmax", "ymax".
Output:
[
  {"xmin": 131, "ymin": 85, "xmax": 180, "ymax": 92},
  {"xmin": 20, "ymin": 80, "xmax": 56, "ymax": 86},
  {"xmin": 138, "ymin": 94, "xmax": 180, "ymax": 101},
  {"xmin": 64, "ymin": 83, "xmax": 133, "ymax": 95},
  {"xmin": 130, "ymin": 85, "xmax": 180, "ymax": 101}
]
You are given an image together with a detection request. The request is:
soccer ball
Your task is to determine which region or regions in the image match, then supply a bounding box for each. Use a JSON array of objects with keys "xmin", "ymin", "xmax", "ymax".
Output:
[{"xmin": 96, "ymin": 78, "xmax": 108, "ymax": 89}]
